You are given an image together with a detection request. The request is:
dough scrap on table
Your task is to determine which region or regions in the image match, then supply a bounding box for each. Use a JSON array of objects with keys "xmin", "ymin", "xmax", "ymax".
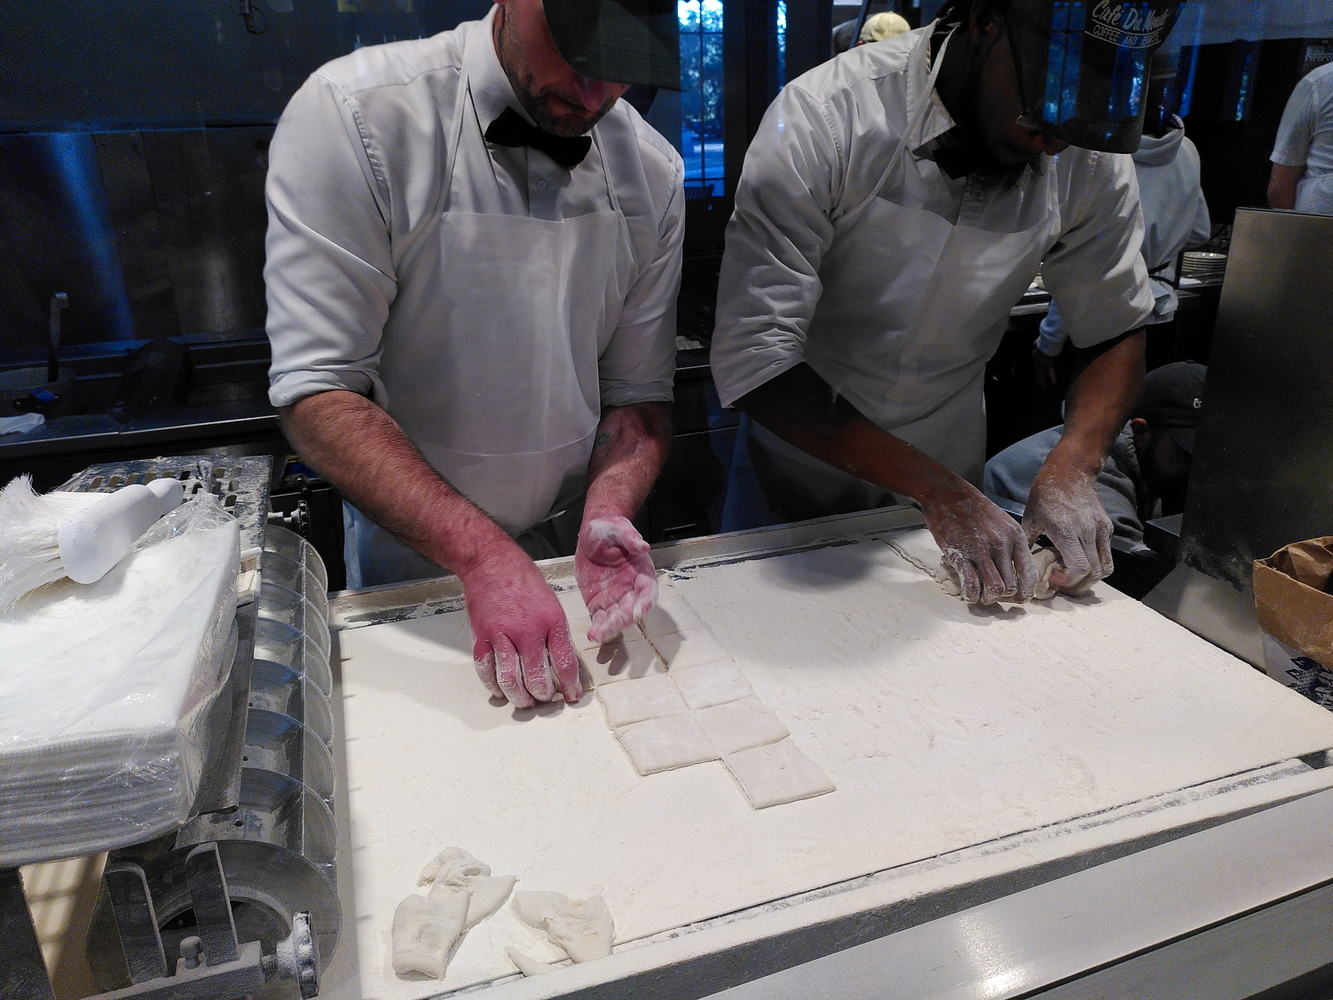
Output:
[
  {"xmin": 692, "ymin": 695, "xmax": 790, "ymax": 755},
  {"xmin": 723, "ymin": 738, "xmax": 836, "ymax": 809},
  {"xmin": 615, "ymin": 713, "xmax": 718, "ymax": 774},
  {"xmin": 597, "ymin": 673, "xmax": 688, "ymax": 728},
  {"xmin": 505, "ymin": 946, "xmax": 555, "ymax": 977},
  {"xmin": 577, "ymin": 634, "xmax": 667, "ymax": 687},
  {"xmin": 669, "ymin": 659, "xmax": 754, "ymax": 710},
  {"xmin": 646, "ymin": 626, "xmax": 731, "ymax": 670},
  {"xmin": 935, "ymin": 547, "xmax": 1064, "ymax": 602},
  {"xmin": 511, "ymin": 891, "xmax": 615, "ymax": 963},
  {"xmin": 417, "ymin": 846, "xmax": 516, "ymax": 929},
  {"xmin": 392, "ymin": 888, "xmax": 469, "ymax": 978}
]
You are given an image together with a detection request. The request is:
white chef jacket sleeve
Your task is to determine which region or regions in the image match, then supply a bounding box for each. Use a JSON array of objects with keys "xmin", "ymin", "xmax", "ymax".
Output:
[
  {"xmin": 264, "ymin": 73, "xmax": 396, "ymax": 409},
  {"xmin": 1271, "ymin": 76, "xmax": 1315, "ymax": 167},
  {"xmin": 597, "ymin": 148, "xmax": 684, "ymax": 409},
  {"xmin": 1040, "ymin": 151, "xmax": 1154, "ymax": 349},
  {"xmin": 709, "ymin": 85, "xmax": 842, "ymax": 409}
]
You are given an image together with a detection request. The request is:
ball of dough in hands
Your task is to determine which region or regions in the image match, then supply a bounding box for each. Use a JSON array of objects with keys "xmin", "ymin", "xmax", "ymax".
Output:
[{"xmin": 937, "ymin": 547, "xmax": 1063, "ymax": 602}]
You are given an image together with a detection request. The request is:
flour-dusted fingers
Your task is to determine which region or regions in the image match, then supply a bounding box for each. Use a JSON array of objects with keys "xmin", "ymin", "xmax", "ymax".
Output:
[
  {"xmin": 975, "ymin": 554, "xmax": 1008, "ymax": 605},
  {"xmin": 472, "ymin": 642, "xmax": 505, "ymax": 699},
  {"xmin": 492, "ymin": 634, "xmax": 534, "ymax": 708},
  {"xmin": 576, "ymin": 516, "xmax": 658, "ymax": 643},
  {"xmin": 547, "ymin": 621, "xmax": 583, "ymax": 703},
  {"xmin": 520, "ymin": 642, "xmax": 556, "ymax": 703},
  {"xmin": 1014, "ymin": 543, "xmax": 1039, "ymax": 603}
]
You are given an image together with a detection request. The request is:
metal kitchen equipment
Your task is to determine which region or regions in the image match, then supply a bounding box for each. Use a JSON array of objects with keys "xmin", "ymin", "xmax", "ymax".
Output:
[{"xmin": 2, "ymin": 456, "xmax": 342, "ymax": 1000}]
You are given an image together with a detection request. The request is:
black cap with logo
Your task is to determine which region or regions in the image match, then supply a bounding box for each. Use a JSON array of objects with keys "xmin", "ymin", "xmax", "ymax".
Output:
[
  {"xmin": 1138, "ymin": 361, "xmax": 1206, "ymax": 454},
  {"xmin": 544, "ymin": 0, "xmax": 681, "ymax": 91},
  {"xmin": 1005, "ymin": 0, "xmax": 1183, "ymax": 153}
]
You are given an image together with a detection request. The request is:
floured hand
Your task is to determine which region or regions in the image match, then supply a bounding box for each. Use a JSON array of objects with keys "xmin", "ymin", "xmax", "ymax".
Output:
[
  {"xmin": 920, "ymin": 482, "xmax": 1038, "ymax": 605},
  {"xmin": 461, "ymin": 540, "xmax": 581, "ymax": 707},
  {"xmin": 938, "ymin": 546, "xmax": 1063, "ymax": 602},
  {"xmin": 575, "ymin": 516, "xmax": 657, "ymax": 644},
  {"xmin": 1023, "ymin": 466, "xmax": 1113, "ymax": 594}
]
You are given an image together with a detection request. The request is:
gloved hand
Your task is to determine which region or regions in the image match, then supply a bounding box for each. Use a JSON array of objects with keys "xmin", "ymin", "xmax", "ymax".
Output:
[
  {"xmin": 460, "ymin": 541, "xmax": 582, "ymax": 708},
  {"xmin": 1022, "ymin": 465, "xmax": 1114, "ymax": 594},
  {"xmin": 920, "ymin": 482, "xmax": 1038, "ymax": 605},
  {"xmin": 575, "ymin": 516, "xmax": 658, "ymax": 643}
]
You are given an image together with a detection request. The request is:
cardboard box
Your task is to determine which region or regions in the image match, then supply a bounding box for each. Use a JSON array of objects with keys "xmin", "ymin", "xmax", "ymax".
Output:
[{"xmin": 1254, "ymin": 537, "xmax": 1333, "ymax": 706}]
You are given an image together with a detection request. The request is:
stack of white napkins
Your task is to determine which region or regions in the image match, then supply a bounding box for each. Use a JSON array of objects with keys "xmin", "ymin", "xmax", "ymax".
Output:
[{"xmin": 0, "ymin": 498, "xmax": 240, "ymax": 866}]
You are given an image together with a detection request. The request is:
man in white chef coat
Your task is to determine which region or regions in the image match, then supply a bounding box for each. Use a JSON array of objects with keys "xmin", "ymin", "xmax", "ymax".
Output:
[
  {"xmin": 711, "ymin": 0, "xmax": 1180, "ymax": 606},
  {"xmin": 264, "ymin": 0, "xmax": 684, "ymax": 707},
  {"xmin": 1269, "ymin": 61, "xmax": 1333, "ymax": 215}
]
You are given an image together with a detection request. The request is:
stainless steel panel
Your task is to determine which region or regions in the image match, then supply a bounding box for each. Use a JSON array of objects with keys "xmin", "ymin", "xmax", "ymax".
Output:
[{"xmin": 1181, "ymin": 208, "xmax": 1333, "ymax": 588}]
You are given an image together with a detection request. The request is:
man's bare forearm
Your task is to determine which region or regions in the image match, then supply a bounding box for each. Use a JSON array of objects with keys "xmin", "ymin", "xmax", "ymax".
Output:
[
  {"xmin": 279, "ymin": 390, "xmax": 515, "ymax": 575},
  {"xmin": 735, "ymin": 363, "xmax": 966, "ymax": 506},
  {"xmin": 582, "ymin": 402, "xmax": 673, "ymax": 526},
  {"xmin": 1048, "ymin": 329, "xmax": 1146, "ymax": 476},
  {"xmin": 1268, "ymin": 163, "xmax": 1304, "ymax": 210}
]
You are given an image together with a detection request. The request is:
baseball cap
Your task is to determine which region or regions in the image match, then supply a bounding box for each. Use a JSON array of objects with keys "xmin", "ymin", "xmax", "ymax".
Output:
[
  {"xmin": 1004, "ymin": 0, "xmax": 1183, "ymax": 153},
  {"xmin": 1138, "ymin": 361, "xmax": 1206, "ymax": 454},
  {"xmin": 544, "ymin": 0, "xmax": 681, "ymax": 91}
]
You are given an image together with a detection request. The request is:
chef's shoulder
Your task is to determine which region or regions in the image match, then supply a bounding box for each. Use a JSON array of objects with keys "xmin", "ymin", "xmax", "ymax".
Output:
[
  {"xmin": 1051, "ymin": 146, "xmax": 1141, "ymax": 233},
  {"xmin": 776, "ymin": 32, "xmax": 919, "ymax": 146},
  {"xmin": 596, "ymin": 101, "xmax": 685, "ymax": 230},
  {"xmin": 285, "ymin": 24, "xmax": 471, "ymax": 142}
]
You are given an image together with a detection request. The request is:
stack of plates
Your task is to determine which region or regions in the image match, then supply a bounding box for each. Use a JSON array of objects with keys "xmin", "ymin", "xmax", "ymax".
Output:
[
  {"xmin": 1179, "ymin": 251, "xmax": 1227, "ymax": 284},
  {"xmin": 0, "ymin": 502, "xmax": 240, "ymax": 866}
]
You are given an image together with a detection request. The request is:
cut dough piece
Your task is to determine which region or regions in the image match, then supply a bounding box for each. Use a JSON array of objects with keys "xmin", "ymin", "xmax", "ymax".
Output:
[
  {"xmin": 564, "ymin": 615, "xmax": 600, "ymax": 652},
  {"xmin": 724, "ymin": 738, "xmax": 836, "ymax": 809},
  {"xmin": 693, "ymin": 696, "xmax": 790, "ymax": 755},
  {"xmin": 615, "ymin": 714, "xmax": 718, "ymax": 774},
  {"xmin": 577, "ymin": 634, "xmax": 666, "ymax": 687},
  {"xmin": 391, "ymin": 889, "xmax": 469, "ymax": 978},
  {"xmin": 1031, "ymin": 547, "xmax": 1062, "ymax": 601},
  {"xmin": 597, "ymin": 674, "xmax": 687, "ymax": 728},
  {"xmin": 647, "ymin": 627, "xmax": 731, "ymax": 670},
  {"xmin": 418, "ymin": 846, "xmax": 516, "ymax": 928},
  {"xmin": 638, "ymin": 596, "xmax": 707, "ymax": 639},
  {"xmin": 670, "ymin": 659, "xmax": 754, "ymax": 710},
  {"xmin": 555, "ymin": 588, "xmax": 588, "ymax": 618},
  {"xmin": 511, "ymin": 891, "xmax": 615, "ymax": 963},
  {"xmin": 936, "ymin": 559, "xmax": 963, "ymax": 597},
  {"xmin": 505, "ymin": 946, "xmax": 554, "ymax": 976}
]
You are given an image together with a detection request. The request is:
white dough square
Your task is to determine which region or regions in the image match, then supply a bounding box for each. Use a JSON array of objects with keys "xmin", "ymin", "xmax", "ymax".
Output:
[
  {"xmin": 577, "ymin": 635, "xmax": 666, "ymax": 687},
  {"xmin": 597, "ymin": 674, "xmax": 688, "ymax": 728},
  {"xmin": 639, "ymin": 597, "xmax": 707, "ymax": 639},
  {"xmin": 648, "ymin": 627, "xmax": 731, "ymax": 670},
  {"xmin": 615, "ymin": 715, "xmax": 718, "ymax": 774},
  {"xmin": 723, "ymin": 739, "xmax": 836, "ymax": 809},
  {"xmin": 556, "ymin": 588, "xmax": 589, "ymax": 617},
  {"xmin": 670, "ymin": 660, "xmax": 754, "ymax": 710},
  {"xmin": 565, "ymin": 615, "xmax": 600, "ymax": 651},
  {"xmin": 693, "ymin": 696, "xmax": 789, "ymax": 755}
]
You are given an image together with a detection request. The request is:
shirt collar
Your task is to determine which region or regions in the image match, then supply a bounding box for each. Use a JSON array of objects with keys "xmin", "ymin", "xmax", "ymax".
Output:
[
  {"xmin": 905, "ymin": 20, "xmax": 961, "ymax": 158},
  {"xmin": 464, "ymin": 7, "xmax": 537, "ymax": 130}
]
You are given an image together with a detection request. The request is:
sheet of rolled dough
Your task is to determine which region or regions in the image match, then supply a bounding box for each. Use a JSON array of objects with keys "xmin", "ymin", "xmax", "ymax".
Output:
[
  {"xmin": 565, "ymin": 615, "xmax": 599, "ymax": 651},
  {"xmin": 615, "ymin": 714, "xmax": 718, "ymax": 774},
  {"xmin": 640, "ymin": 596, "xmax": 707, "ymax": 639},
  {"xmin": 670, "ymin": 660, "xmax": 755, "ymax": 710},
  {"xmin": 724, "ymin": 739, "xmax": 837, "ymax": 809},
  {"xmin": 578, "ymin": 635, "xmax": 666, "ymax": 687},
  {"xmin": 556, "ymin": 589, "xmax": 588, "ymax": 618},
  {"xmin": 648, "ymin": 627, "xmax": 731, "ymax": 670},
  {"xmin": 598, "ymin": 674, "xmax": 688, "ymax": 728},
  {"xmin": 693, "ymin": 696, "xmax": 790, "ymax": 755}
]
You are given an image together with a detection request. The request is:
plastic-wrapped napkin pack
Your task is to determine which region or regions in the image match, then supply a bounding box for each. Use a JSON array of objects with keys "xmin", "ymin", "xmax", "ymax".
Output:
[{"xmin": 0, "ymin": 496, "xmax": 240, "ymax": 866}]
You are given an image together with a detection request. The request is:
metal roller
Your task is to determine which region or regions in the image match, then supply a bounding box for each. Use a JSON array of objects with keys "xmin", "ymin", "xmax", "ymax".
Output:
[
  {"xmin": 243, "ymin": 709, "xmax": 336, "ymax": 804},
  {"xmin": 248, "ymin": 660, "xmax": 334, "ymax": 746}
]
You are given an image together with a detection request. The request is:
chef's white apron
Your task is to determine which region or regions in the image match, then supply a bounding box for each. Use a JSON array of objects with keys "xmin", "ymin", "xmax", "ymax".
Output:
[
  {"xmin": 345, "ymin": 80, "xmax": 635, "ymax": 587},
  {"xmin": 751, "ymin": 29, "xmax": 1061, "ymax": 505}
]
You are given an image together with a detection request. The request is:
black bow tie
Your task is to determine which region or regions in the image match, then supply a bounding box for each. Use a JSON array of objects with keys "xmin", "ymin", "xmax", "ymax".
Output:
[{"xmin": 484, "ymin": 107, "xmax": 591, "ymax": 169}]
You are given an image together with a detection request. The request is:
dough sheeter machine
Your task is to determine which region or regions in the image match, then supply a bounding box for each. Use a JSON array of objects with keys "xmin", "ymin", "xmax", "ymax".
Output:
[{"xmin": 12, "ymin": 503, "xmax": 1333, "ymax": 1000}]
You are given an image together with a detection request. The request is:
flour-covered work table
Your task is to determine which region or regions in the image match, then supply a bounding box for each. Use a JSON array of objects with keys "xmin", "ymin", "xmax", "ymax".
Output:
[{"xmin": 319, "ymin": 508, "xmax": 1333, "ymax": 1000}]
